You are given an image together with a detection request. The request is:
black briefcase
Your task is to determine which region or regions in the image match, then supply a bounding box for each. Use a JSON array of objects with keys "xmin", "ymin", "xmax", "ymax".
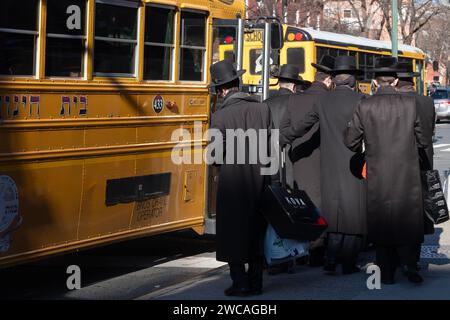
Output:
[{"xmin": 260, "ymin": 149, "xmax": 328, "ymax": 241}]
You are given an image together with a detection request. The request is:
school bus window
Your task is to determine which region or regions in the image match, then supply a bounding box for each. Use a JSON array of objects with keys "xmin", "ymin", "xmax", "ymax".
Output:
[
  {"xmin": 144, "ymin": 6, "xmax": 175, "ymax": 81},
  {"xmin": 287, "ymin": 48, "xmax": 305, "ymax": 73},
  {"xmin": 94, "ymin": 0, "xmax": 139, "ymax": 76},
  {"xmin": 328, "ymin": 48, "xmax": 338, "ymax": 57},
  {"xmin": 46, "ymin": 0, "xmax": 87, "ymax": 78},
  {"xmin": 0, "ymin": 0, "xmax": 39, "ymax": 76},
  {"xmin": 179, "ymin": 11, "xmax": 207, "ymax": 81},
  {"xmin": 316, "ymin": 46, "xmax": 328, "ymax": 63},
  {"xmin": 249, "ymin": 49, "xmax": 262, "ymax": 75}
]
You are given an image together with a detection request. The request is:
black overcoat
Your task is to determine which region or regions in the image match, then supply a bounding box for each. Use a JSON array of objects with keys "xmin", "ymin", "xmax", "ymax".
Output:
[
  {"xmin": 344, "ymin": 86, "xmax": 428, "ymax": 245},
  {"xmin": 281, "ymin": 85, "xmax": 367, "ymax": 235},
  {"xmin": 279, "ymin": 82, "xmax": 328, "ymax": 208},
  {"xmin": 265, "ymin": 88, "xmax": 294, "ymax": 186},
  {"xmin": 211, "ymin": 91, "xmax": 271, "ymax": 263}
]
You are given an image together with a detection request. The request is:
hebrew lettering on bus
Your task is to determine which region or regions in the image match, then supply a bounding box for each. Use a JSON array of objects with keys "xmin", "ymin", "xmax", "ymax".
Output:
[
  {"xmin": 4, "ymin": 96, "xmax": 10, "ymax": 118},
  {"xmin": 60, "ymin": 96, "xmax": 71, "ymax": 116},
  {"xmin": 59, "ymin": 96, "xmax": 87, "ymax": 117},
  {"xmin": 21, "ymin": 96, "xmax": 27, "ymax": 117},
  {"xmin": 79, "ymin": 96, "xmax": 87, "ymax": 116},
  {"xmin": 29, "ymin": 96, "xmax": 40, "ymax": 118},
  {"xmin": 13, "ymin": 96, "xmax": 20, "ymax": 118}
]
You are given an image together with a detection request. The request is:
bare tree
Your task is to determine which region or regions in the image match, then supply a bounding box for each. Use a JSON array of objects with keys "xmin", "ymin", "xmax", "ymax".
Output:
[
  {"xmin": 345, "ymin": 0, "xmax": 382, "ymax": 37},
  {"xmin": 378, "ymin": 0, "xmax": 444, "ymax": 45}
]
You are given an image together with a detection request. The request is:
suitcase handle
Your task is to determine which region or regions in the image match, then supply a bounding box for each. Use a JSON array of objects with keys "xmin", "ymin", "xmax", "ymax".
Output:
[{"xmin": 279, "ymin": 147, "xmax": 287, "ymax": 189}]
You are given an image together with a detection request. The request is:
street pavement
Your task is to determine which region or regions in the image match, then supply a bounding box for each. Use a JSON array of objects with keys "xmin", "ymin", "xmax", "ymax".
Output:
[{"xmin": 140, "ymin": 122, "xmax": 450, "ymax": 300}]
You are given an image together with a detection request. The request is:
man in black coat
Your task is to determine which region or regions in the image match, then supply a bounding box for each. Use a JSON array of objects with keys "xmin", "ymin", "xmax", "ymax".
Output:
[
  {"xmin": 279, "ymin": 57, "xmax": 334, "ymax": 267},
  {"xmin": 265, "ymin": 64, "xmax": 311, "ymax": 188},
  {"xmin": 344, "ymin": 57, "xmax": 428, "ymax": 284},
  {"xmin": 264, "ymin": 64, "xmax": 312, "ymax": 274},
  {"xmin": 396, "ymin": 63, "xmax": 436, "ymax": 268},
  {"xmin": 209, "ymin": 61, "xmax": 272, "ymax": 296},
  {"xmin": 281, "ymin": 55, "xmax": 367, "ymax": 275}
]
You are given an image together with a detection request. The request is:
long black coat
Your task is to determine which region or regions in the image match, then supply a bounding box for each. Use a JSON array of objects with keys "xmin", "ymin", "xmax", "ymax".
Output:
[
  {"xmin": 279, "ymin": 82, "xmax": 328, "ymax": 208},
  {"xmin": 281, "ymin": 85, "xmax": 367, "ymax": 235},
  {"xmin": 399, "ymin": 85, "xmax": 436, "ymax": 235},
  {"xmin": 265, "ymin": 88, "xmax": 294, "ymax": 186},
  {"xmin": 211, "ymin": 91, "xmax": 271, "ymax": 263},
  {"xmin": 344, "ymin": 86, "xmax": 428, "ymax": 245},
  {"xmin": 265, "ymin": 88, "xmax": 292, "ymax": 128}
]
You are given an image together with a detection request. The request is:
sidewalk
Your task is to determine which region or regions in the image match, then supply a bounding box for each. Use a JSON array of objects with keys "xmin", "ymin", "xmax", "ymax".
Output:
[{"xmin": 142, "ymin": 221, "xmax": 450, "ymax": 300}]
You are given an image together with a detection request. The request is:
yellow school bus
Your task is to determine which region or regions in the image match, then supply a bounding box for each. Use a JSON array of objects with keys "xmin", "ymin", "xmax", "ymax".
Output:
[
  {"xmin": 220, "ymin": 25, "xmax": 427, "ymax": 95},
  {"xmin": 0, "ymin": 0, "xmax": 243, "ymax": 268}
]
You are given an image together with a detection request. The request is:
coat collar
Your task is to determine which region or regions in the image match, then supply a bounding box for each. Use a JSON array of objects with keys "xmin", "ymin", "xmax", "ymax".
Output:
[
  {"xmin": 375, "ymin": 85, "xmax": 398, "ymax": 95},
  {"xmin": 306, "ymin": 81, "xmax": 329, "ymax": 93},
  {"xmin": 335, "ymin": 85, "xmax": 355, "ymax": 92},
  {"xmin": 397, "ymin": 85, "xmax": 415, "ymax": 93},
  {"xmin": 219, "ymin": 91, "xmax": 258, "ymax": 110},
  {"xmin": 278, "ymin": 87, "xmax": 294, "ymax": 95}
]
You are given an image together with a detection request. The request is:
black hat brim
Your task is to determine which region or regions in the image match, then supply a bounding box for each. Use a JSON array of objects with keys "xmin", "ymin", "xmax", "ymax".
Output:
[
  {"xmin": 371, "ymin": 67, "xmax": 403, "ymax": 74},
  {"xmin": 397, "ymin": 71, "xmax": 421, "ymax": 78},
  {"xmin": 275, "ymin": 75, "xmax": 312, "ymax": 85},
  {"xmin": 209, "ymin": 69, "xmax": 246, "ymax": 88},
  {"xmin": 311, "ymin": 63, "xmax": 332, "ymax": 73},
  {"xmin": 330, "ymin": 68, "xmax": 364, "ymax": 76}
]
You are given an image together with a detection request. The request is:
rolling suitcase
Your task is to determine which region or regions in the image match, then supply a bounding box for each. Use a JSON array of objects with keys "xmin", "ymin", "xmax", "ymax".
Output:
[{"xmin": 260, "ymin": 148, "xmax": 328, "ymax": 241}]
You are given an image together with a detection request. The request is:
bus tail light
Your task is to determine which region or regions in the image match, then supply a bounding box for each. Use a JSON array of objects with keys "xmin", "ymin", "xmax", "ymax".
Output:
[{"xmin": 224, "ymin": 36, "xmax": 233, "ymax": 44}]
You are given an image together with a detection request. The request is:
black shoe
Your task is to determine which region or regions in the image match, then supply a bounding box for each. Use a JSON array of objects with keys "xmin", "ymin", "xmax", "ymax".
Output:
[
  {"xmin": 309, "ymin": 255, "xmax": 325, "ymax": 267},
  {"xmin": 342, "ymin": 265, "xmax": 361, "ymax": 275},
  {"xmin": 250, "ymin": 288, "xmax": 263, "ymax": 296},
  {"xmin": 407, "ymin": 272, "xmax": 423, "ymax": 284},
  {"xmin": 296, "ymin": 256, "xmax": 308, "ymax": 266},
  {"xmin": 323, "ymin": 262, "xmax": 336, "ymax": 273},
  {"xmin": 224, "ymin": 286, "xmax": 251, "ymax": 297},
  {"xmin": 381, "ymin": 278, "xmax": 395, "ymax": 285}
]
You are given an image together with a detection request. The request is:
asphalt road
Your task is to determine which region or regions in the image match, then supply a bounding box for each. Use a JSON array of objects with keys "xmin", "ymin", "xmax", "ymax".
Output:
[
  {"xmin": 2, "ymin": 122, "xmax": 450, "ymax": 300},
  {"xmin": 0, "ymin": 230, "xmax": 218, "ymax": 300}
]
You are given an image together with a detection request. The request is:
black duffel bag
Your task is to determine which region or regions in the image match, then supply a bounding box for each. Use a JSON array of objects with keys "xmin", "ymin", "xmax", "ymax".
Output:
[
  {"xmin": 421, "ymin": 169, "xmax": 449, "ymax": 225},
  {"xmin": 260, "ymin": 148, "xmax": 328, "ymax": 241}
]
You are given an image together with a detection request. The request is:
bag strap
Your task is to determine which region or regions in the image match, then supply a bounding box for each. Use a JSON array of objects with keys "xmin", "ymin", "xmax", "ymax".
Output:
[{"xmin": 279, "ymin": 147, "xmax": 287, "ymax": 189}]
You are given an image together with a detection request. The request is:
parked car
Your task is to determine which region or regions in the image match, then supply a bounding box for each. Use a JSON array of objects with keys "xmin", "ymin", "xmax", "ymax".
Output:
[{"xmin": 431, "ymin": 87, "xmax": 450, "ymax": 122}]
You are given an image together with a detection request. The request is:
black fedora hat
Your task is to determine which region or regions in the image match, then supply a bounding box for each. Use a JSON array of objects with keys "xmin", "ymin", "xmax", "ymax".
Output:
[
  {"xmin": 209, "ymin": 60, "xmax": 246, "ymax": 87},
  {"xmin": 371, "ymin": 57, "xmax": 402, "ymax": 76},
  {"xmin": 396, "ymin": 62, "xmax": 420, "ymax": 79},
  {"xmin": 329, "ymin": 55, "xmax": 363, "ymax": 76},
  {"xmin": 311, "ymin": 55, "xmax": 334, "ymax": 73},
  {"xmin": 272, "ymin": 64, "xmax": 311, "ymax": 85}
]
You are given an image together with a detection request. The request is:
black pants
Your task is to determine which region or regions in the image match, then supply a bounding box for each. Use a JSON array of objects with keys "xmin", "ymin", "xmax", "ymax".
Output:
[
  {"xmin": 229, "ymin": 256, "xmax": 263, "ymax": 290},
  {"xmin": 326, "ymin": 232, "xmax": 362, "ymax": 269},
  {"xmin": 375, "ymin": 244, "xmax": 418, "ymax": 282}
]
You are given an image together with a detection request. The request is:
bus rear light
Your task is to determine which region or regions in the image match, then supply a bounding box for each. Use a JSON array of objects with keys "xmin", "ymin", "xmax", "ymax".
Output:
[
  {"xmin": 287, "ymin": 33, "xmax": 303, "ymax": 41},
  {"xmin": 224, "ymin": 36, "xmax": 233, "ymax": 44}
]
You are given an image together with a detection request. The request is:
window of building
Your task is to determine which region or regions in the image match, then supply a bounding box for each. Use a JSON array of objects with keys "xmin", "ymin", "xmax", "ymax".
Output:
[
  {"xmin": 94, "ymin": 0, "xmax": 139, "ymax": 76},
  {"xmin": 287, "ymin": 48, "xmax": 305, "ymax": 74},
  {"xmin": 179, "ymin": 11, "xmax": 207, "ymax": 81},
  {"xmin": 46, "ymin": 0, "xmax": 87, "ymax": 78},
  {"xmin": 144, "ymin": 5, "xmax": 175, "ymax": 81},
  {"xmin": 0, "ymin": 0, "xmax": 39, "ymax": 76},
  {"xmin": 343, "ymin": 9, "xmax": 352, "ymax": 18}
]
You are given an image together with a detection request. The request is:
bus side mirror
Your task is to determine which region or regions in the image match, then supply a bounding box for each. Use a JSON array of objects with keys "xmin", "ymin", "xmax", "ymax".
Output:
[{"xmin": 270, "ymin": 23, "xmax": 284, "ymax": 50}]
